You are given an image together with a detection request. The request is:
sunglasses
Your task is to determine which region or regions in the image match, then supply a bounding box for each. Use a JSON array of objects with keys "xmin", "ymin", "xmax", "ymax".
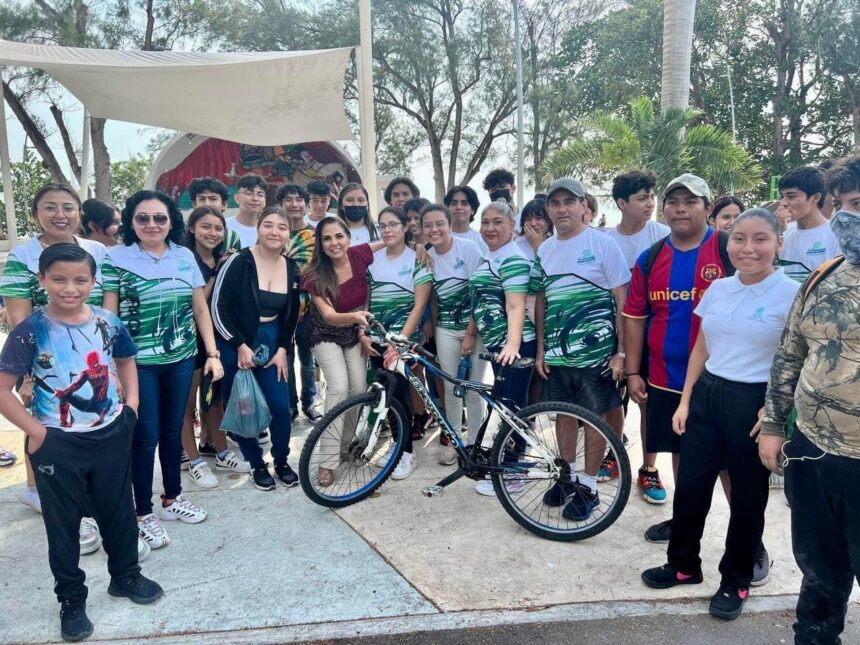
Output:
[{"xmin": 134, "ymin": 213, "xmax": 170, "ymax": 225}]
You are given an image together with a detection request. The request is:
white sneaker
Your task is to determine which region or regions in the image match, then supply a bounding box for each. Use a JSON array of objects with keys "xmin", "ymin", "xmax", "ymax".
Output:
[
  {"xmin": 137, "ymin": 537, "xmax": 151, "ymax": 562},
  {"xmin": 158, "ymin": 495, "xmax": 207, "ymax": 524},
  {"xmin": 138, "ymin": 513, "xmax": 170, "ymax": 549},
  {"xmin": 391, "ymin": 452, "xmax": 417, "ymax": 480},
  {"xmin": 18, "ymin": 486, "xmax": 42, "ymax": 513},
  {"xmin": 438, "ymin": 444, "xmax": 458, "ymax": 466},
  {"xmin": 475, "ymin": 478, "xmax": 526, "ymax": 497},
  {"xmin": 79, "ymin": 517, "xmax": 102, "ymax": 554},
  {"xmin": 188, "ymin": 461, "xmax": 219, "ymax": 489},
  {"xmin": 215, "ymin": 449, "xmax": 250, "ymax": 473}
]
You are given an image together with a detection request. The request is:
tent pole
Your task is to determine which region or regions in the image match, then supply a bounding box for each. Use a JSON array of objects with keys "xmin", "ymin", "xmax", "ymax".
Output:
[
  {"xmin": 79, "ymin": 109, "xmax": 91, "ymax": 199},
  {"xmin": 357, "ymin": 0, "xmax": 378, "ymax": 216},
  {"xmin": 0, "ymin": 66, "xmax": 19, "ymax": 248}
]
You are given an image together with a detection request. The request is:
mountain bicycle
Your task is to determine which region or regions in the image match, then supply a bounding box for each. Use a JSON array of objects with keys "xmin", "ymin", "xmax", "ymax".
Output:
[{"xmin": 298, "ymin": 319, "xmax": 631, "ymax": 541}]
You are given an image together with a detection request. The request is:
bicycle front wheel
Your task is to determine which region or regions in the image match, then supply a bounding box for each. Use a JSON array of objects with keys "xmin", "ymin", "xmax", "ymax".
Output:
[
  {"xmin": 490, "ymin": 401, "xmax": 631, "ymax": 541},
  {"xmin": 299, "ymin": 392, "xmax": 408, "ymax": 508}
]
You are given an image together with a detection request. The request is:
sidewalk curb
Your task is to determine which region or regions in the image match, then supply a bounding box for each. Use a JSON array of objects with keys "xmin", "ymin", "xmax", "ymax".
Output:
[{"xmin": 71, "ymin": 594, "xmax": 800, "ymax": 644}]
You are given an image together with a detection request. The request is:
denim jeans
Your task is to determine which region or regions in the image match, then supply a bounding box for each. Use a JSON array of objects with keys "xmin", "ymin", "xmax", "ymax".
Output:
[
  {"xmin": 787, "ymin": 430, "xmax": 860, "ymax": 645},
  {"xmin": 288, "ymin": 315, "xmax": 316, "ymax": 411},
  {"xmin": 132, "ymin": 357, "xmax": 195, "ymax": 516},
  {"xmin": 218, "ymin": 322, "xmax": 292, "ymax": 469}
]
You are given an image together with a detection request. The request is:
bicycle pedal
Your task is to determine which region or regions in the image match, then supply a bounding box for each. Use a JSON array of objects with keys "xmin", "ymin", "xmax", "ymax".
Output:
[{"xmin": 421, "ymin": 485, "xmax": 445, "ymax": 498}]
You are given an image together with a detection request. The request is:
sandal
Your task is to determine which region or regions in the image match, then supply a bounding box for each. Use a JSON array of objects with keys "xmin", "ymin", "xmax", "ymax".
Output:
[
  {"xmin": 0, "ymin": 449, "xmax": 17, "ymax": 468},
  {"xmin": 317, "ymin": 467, "xmax": 334, "ymax": 488}
]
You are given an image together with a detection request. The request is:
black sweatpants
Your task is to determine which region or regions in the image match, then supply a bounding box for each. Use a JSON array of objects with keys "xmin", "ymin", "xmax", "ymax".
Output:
[
  {"xmin": 786, "ymin": 430, "xmax": 860, "ymax": 645},
  {"xmin": 29, "ymin": 406, "xmax": 140, "ymax": 604},
  {"xmin": 667, "ymin": 371, "xmax": 770, "ymax": 588}
]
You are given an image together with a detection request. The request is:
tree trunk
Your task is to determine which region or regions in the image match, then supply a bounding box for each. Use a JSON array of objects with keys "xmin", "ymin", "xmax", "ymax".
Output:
[
  {"xmin": 90, "ymin": 117, "xmax": 112, "ymax": 200},
  {"xmin": 660, "ymin": 0, "xmax": 697, "ymax": 113},
  {"xmin": 48, "ymin": 105, "xmax": 83, "ymax": 182},
  {"xmin": 846, "ymin": 74, "xmax": 860, "ymax": 153},
  {"xmin": 2, "ymin": 81, "xmax": 71, "ymax": 185}
]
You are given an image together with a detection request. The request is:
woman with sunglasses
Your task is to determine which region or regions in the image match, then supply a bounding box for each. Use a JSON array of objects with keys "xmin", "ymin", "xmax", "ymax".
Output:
[
  {"xmin": 211, "ymin": 206, "xmax": 301, "ymax": 492},
  {"xmin": 367, "ymin": 207, "xmax": 433, "ymax": 480},
  {"xmin": 0, "ymin": 183, "xmax": 117, "ymax": 555},
  {"xmin": 104, "ymin": 190, "xmax": 222, "ymax": 550}
]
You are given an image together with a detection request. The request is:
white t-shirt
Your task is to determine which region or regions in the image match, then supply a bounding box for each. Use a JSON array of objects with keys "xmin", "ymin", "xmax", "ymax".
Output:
[
  {"xmin": 348, "ymin": 224, "xmax": 378, "ymax": 246},
  {"xmin": 452, "ymin": 228, "xmax": 489, "ymax": 255},
  {"xmin": 304, "ymin": 215, "xmax": 323, "ymax": 229},
  {"xmin": 695, "ymin": 268, "xmax": 800, "ymax": 383},
  {"xmin": 428, "ymin": 237, "xmax": 485, "ymax": 330},
  {"xmin": 226, "ymin": 217, "xmax": 258, "ymax": 248},
  {"xmin": 606, "ymin": 220, "xmax": 671, "ymax": 269},
  {"xmin": 780, "ymin": 221, "xmax": 842, "ymax": 283}
]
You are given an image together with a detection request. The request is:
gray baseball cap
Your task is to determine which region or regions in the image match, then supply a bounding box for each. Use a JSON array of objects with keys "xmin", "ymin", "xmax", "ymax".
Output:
[
  {"xmin": 662, "ymin": 173, "xmax": 711, "ymax": 202},
  {"xmin": 546, "ymin": 177, "xmax": 586, "ymax": 200}
]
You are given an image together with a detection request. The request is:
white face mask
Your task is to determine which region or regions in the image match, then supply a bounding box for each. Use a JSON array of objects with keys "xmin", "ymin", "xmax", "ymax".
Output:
[{"xmin": 831, "ymin": 210, "xmax": 860, "ymax": 264}]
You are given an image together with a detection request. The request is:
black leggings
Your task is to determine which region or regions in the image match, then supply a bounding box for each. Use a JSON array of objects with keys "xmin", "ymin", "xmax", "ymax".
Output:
[
  {"xmin": 667, "ymin": 371, "xmax": 770, "ymax": 588},
  {"xmin": 370, "ymin": 357, "xmax": 413, "ymax": 454}
]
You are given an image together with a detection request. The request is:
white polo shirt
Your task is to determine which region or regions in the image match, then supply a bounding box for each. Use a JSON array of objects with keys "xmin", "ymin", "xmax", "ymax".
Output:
[{"xmin": 695, "ymin": 268, "xmax": 799, "ymax": 383}]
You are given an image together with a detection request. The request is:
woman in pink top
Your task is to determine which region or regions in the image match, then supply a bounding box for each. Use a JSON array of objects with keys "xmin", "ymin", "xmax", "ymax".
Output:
[{"xmin": 301, "ymin": 217, "xmax": 385, "ymax": 486}]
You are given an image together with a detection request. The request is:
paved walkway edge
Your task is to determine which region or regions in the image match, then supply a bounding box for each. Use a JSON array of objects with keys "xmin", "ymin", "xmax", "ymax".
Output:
[{"xmin": 67, "ymin": 594, "xmax": 800, "ymax": 645}]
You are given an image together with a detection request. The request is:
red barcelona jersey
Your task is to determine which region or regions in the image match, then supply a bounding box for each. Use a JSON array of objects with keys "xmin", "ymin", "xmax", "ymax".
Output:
[{"xmin": 623, "ymin": 228, "xmax": 729, "ymax": 392}]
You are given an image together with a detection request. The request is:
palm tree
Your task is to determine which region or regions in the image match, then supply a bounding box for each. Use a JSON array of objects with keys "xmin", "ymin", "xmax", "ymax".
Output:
[
  {"xmin": 660, "ymin": 0, "xmax": 697, "ymax": 113},
  {"xmin": 540, "ymin": 97, "xmax": 762, "ymax": 196}
]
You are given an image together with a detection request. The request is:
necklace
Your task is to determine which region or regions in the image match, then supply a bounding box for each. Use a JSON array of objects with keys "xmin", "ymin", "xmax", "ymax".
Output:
[{"xmin": 138, "ymin": 242, "xmax": 167, "ymax": 263}]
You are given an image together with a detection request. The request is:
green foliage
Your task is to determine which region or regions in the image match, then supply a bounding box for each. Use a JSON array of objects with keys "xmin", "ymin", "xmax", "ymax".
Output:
[
  {"xmin": 0, "ymin": 148, "xmax": 51, "ymax": 239},
  {"xmin": 540, "ymin": 97, "xmax": 763, "ymax": 198},
  {"xmin": 110, "ymin": 154, "xmax": 152, "ymax": 207}
]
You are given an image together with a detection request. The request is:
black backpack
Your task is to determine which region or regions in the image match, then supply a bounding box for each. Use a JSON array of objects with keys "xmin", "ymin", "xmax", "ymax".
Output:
[{"xmin": 641, "ymin": 229, "xmax": 735, "ymax": 281}]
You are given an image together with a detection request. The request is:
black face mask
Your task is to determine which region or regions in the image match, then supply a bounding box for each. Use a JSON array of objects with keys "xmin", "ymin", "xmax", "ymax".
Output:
[
  {"xmin": 489, "ymin": 188, "xmax": 512, "ymax": 203},
  {"xmin": 343, "ymin": 205, "xmax": 368, "ymax": 223}
]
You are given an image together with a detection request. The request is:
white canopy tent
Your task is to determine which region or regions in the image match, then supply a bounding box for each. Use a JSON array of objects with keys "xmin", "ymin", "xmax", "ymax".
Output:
[{"xmin": 0, "ymin": 38, "xmax": 364, "ymax": 247}]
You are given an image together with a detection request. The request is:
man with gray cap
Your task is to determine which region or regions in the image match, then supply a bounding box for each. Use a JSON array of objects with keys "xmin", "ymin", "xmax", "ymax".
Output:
[
  {"xmin": 624, "ymin": 174, "xmax": 735, "ymax": 536},
  {"xmin": 534, "ymin": 178, "xmax": 630, "ymax": 521}
]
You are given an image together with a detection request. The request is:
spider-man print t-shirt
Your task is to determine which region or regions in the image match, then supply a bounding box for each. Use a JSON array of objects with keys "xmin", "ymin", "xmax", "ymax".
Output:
[{"xmin": 0, "ymin": 306, "xmax": 137, "ymax": 432}]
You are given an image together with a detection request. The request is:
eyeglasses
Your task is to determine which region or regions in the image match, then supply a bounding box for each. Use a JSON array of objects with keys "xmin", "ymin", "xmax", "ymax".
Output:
[
  {"xmin": 378, "ymin": 222, "xmax": 403, "ymax": 231},
  {"xmin": 422, "ymin": 221, "xmax": 448, "ymax": 230},
  {"xmin": 134, "ymin": 213, "xmax": 170, "ymax": 225},
  {"xmin": 39, "ymin": 205, "xmax": 79, "ymax": 215}
]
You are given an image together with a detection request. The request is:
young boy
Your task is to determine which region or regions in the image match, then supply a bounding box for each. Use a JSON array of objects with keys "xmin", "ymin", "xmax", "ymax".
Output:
[{"xmin": 0, "ymin": 244, "xmax": 162, "ymax": 642}]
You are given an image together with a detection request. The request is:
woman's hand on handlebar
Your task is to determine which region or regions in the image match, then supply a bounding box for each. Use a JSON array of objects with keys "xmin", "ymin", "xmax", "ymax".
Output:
[
  {"xmin": 359, "ymin": 334, "xmax": 380, "ymax": 358},
  {"xmin": 382, "ymin": 345, "xmax": 400, "ymax": 370},
  {"xmin": 496, "ymin": 342, "xmax": 521, "ymax": 366}
]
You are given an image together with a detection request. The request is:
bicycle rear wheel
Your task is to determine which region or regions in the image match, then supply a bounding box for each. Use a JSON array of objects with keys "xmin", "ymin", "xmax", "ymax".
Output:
[
  {"xmin": 490, "ymin": 401, "xmax": 631, "ymax": 541},
  {"xmin": 299, "ymin": 392, "xmax": 408, "ymax": 508}
]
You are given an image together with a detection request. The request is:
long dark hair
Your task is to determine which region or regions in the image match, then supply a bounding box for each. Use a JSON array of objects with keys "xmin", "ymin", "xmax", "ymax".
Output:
[
  {"xmin": 121, "ymin": 190, "xmax": 185, "ymax": 246},
  {"xmin": 183, "ymin": 206, "xmax": 227, "ymax": 263},
  {"xmin": 337, "ymin": 182, "xmax": 379, "ymax": 240},
  {"xmin": 304, "ymin": 216, "xmax": 351, "ymax": 305}
]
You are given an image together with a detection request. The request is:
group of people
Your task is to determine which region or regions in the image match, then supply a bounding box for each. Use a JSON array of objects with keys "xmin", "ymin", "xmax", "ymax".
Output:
[{"xmin": 1, "ymin": 156, "xmax": 859, "ymax": 643}]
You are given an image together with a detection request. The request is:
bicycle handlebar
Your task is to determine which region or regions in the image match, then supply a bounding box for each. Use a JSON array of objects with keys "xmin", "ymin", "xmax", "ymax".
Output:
[
  {"xmin": 477, "ymin": 352, "xmax": 535, "ymax": 368},
  {"xmin": 365, "ymin": 317, "xmax": 437, "ymax": 361}
]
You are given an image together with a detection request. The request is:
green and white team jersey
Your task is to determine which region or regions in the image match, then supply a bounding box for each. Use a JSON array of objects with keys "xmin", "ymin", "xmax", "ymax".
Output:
[
  {"xmin": 536, "ymin": 228, "xmax": 630, "ymax": 368},
  {"xmin": 225, "ymin": 228, "xmax": 242, "ymax": 252},
  {"xmin": 469, "ymin": 240, "xmax": 536, "ymax": 349},
  {"xmin": 778, "ymin": 222, "xmax": 842, "ymax": 283},
  {"xmin": 0, "ymin": 236, "xmax": 114, "ymax": 307},
  {"xmin": 102, "ymin": 242, "xmax": 205, "ymax": 365},
  {"xmin": 367, "ymin": 247, "xmax": 432, "ymax": 342},
  {"xmin": 428, "ymin": 237, "xmax": 485, "ymax": 331}
]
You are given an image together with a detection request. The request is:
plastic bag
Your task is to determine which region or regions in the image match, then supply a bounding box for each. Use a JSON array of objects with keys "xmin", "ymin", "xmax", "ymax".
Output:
[{"xmin": 221, "ymin": 370, "xmax": 272, "ymax": 438}]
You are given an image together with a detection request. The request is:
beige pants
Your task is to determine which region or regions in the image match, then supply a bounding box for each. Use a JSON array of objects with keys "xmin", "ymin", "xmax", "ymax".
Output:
[
  {"xmin": 434, "ymin": 326, "xmax": 490, "ymax": 443},
  {"xmin": 311, "ymin": 342, "xmax": 367, "ymax": 465}
]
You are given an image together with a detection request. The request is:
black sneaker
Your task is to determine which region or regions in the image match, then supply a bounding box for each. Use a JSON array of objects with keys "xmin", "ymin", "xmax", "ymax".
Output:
[
  {"xmin": 291, "ymin": 408, "xmax": 300, "ymax": 421},
  {"xmin": 751, "ymin": 542, "xmax": 772, "ymax": 587},
  {"xmin": 302, "ymin": 406, "xmax": 323, "ymax": 423},
  {"xmin": 709, "ymin": 582, "xmax": 749, "ymax": 620},
  {"xmin": 107, "ymin": 573, "xmax": 164, "ymax": 604},
  {"xmin": 197, "ymin": 442, "xmax": 217, "ymax": 457},
  {"xmin": 251, "ymin": 465, "xmax": 276, "ymax": 491},
  {"xmin": 543, "ymin": 478, "xmax": 577, "ymax": 506},
  {"xmin": 641, "ymin": 564, "xmax": 703, "ymax": 589},
  {"xmin": 562, "ymin": 483, "xmax": 599, "ymax": 521},
  {"xmin": 644, "ymin": 519, "xmax": 673, "ymax": 544},
  {"xmin": 274, "ymin": 463, "xmax": 299, "ymax": 487},
  {"xmin": 60, "ymin": 600, "xmax": 93, "ymax": 642}
]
